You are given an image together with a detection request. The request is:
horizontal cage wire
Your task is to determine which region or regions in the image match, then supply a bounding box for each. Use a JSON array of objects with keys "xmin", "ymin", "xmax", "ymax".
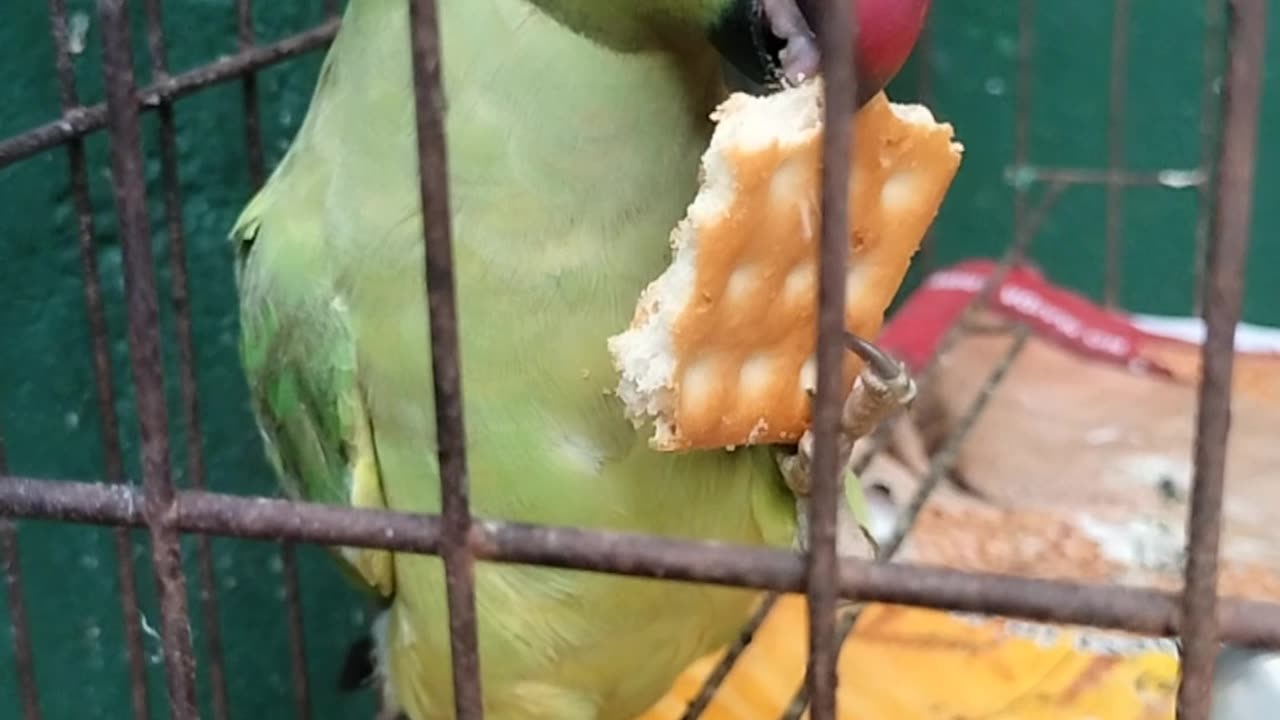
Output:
[{"xmin": 0, "ymin": 1, "xmax": 1273, "ymax": 720}]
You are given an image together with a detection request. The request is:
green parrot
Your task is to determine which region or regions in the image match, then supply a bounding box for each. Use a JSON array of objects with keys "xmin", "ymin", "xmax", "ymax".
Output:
[{"xmin": 230, "ymin": 0, "xmax": 928, "ymax": 718}]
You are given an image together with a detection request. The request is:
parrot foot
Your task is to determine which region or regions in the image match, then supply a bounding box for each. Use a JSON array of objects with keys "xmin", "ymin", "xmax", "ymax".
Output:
[{"xmin": 778, "ymin": 333, "xmax": 916, "ymax": 498}]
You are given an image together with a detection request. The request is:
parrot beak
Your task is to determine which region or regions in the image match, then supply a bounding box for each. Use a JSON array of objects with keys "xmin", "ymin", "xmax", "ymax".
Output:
[
  {"xmin": 710, "ymin": 0, "xmax": 821, "ymax": 91},
  {"xmin": 711, "ymin": 0, "xmax": 932, "ymax": 104}
]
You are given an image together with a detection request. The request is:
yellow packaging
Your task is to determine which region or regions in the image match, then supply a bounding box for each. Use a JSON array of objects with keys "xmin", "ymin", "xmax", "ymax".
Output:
[{"xmin": 639, "ymin": 594, "xmax": 1180, "ymax": 720}]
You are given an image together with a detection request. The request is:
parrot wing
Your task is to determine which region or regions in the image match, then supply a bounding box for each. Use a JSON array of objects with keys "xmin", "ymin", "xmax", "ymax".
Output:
[{"xmin": 229, "ymin": 71, "xmax": 395, "ymax": 599}]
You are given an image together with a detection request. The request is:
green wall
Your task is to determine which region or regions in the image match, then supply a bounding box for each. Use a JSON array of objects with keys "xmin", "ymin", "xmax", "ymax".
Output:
[{"xmin": 0, "ymin": 2, "xmax": 1275, "ymax": 718}]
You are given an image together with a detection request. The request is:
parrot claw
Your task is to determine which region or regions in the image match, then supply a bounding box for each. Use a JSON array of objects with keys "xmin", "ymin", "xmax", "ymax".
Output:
[{"xmin": 779, "ymin": 333, "xmax": 915, "ymax": 498}]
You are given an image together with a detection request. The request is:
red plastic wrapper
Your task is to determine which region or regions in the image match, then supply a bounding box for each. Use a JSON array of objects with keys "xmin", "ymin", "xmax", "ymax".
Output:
[{"xmin": 638, "ymin": 260, "xmax": 1280, "ymax": 720}]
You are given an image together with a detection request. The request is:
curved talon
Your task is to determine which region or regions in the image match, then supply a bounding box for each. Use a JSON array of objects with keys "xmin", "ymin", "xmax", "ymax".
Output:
[
  {"xmin": 777, "ymin": 333, "xmax": 916, "ymax": 505},
  {"xmin": 844, "ymin": 331, "xmax": 904, "ymax": 381},
  {"xmin": 777, "ymin": 331, "xmax": 916, "ymax": 542}
]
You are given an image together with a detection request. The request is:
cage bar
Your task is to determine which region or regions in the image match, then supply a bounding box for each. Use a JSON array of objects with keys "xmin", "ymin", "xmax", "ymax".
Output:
[
  {"xmin": 405, "ymin": 0, "xmax": 485, "ymax": 716},
  {"xmin": 778, "ymin": 325, "xmax": 1032, "ymax": 720},
  {"xmin": 1194, "ymin": 0, "xmax": 1228, "ymax": 315},
  {"xmin": 0, "ymin": 437, "xmax": 40, "ymax": 720},
  {"xmin": 228, "ymin": 0, "xmax": 317, "ymax": 712},
  {"xmin": 238, "ymin": 0, "xmax": 267, "ymax": 188},
  {"xmin": 686, "ymin": 173, "xmax": 1086, "ymax": 720},
  {"xmin": 97, "ymin": 1, "xmax": 199, "ymax": 716},
  {"xmin": 279, "ymin": 541, "xmax": 313, "ymax": 720},
  {"xmin": 1103, "ymin": 0, "xmax": 1132, "ymax": 307},
  {"xmin": 1013, "ymin": 0, "xmax": 1036, "ymax": 235},
  {"xmin": 5, "ymin": 475, "xmax": 1280, "ymax": 651},
  {"xmin": 0, "ymin": 518, "xmax": 38, "ymax": 720},
  {"xmin": 0, "ymin": 19, "xmax": 339, "ymax": 170},
  {"xmin": 804, "ymin": 0, "xmax": 860, "ymax": 717},
  {"xmin": 874, "ymin": 329, "xmax": 1031, "ymax": 562},
  {"xmin": 138, "ymin": 1, "xmax": 236, "ymax": 716},
  {"xmin": 1176, "ymin": 0, "xmax": 1267, "ymax": 717},
  {"xmin": 46, "ymin": 1, "xmax": 155, "ymax": 716},
  {"xmin": 678, "ymin": 595, "xmax": 781, "ymax": 720}
]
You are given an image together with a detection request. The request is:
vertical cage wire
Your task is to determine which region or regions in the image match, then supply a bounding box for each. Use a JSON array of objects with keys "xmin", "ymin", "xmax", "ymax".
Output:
[
  {"xmin": 237, "ymin": 0, "xmax": 267, "ymax": 189},
  {"xmin": 1194, "ymin": 0, "xmax": 1227, "ymax": 315},
  {"xmin": 97, "ymin": 1, "xmax": 199, "ymax": 716},
  {"xmin": 0, "ymin": 520, "xmax": 39, "ymax": 720},
  {"xmin": 1103, "ymin": 0, "xmax": 1131, "ymax": 307},
  {"xmin": 1176, "ymin": 0, "xmax": 1267, "ymax": 715},
  {"xmin": 278, "ymin": 541, "xmax": 312, "ymax": 720},
  {"xmin": 139, "ymin": 0, "xmax": 234, "ymax": 716},
  {"xmin": 676, "ymin": 0, "xmax": 1256, "ymax": 715},
  {"xmin": 804, "ymin": 0, "xmax": 859, "ymax": 717},
  {"xmin": 778, "ymin": 326, "xmax": 1033, "ymax": 720},
  {"xmin": 47, "ymin": 1, "xmax": 155, "ymax": 717},
  {"xmin": 405, "ymin": 0, "xmax": 484, "ymax": 716},
  {"xmin": 806, "ymin": 174, "xmax": 1073, "ymax": 690},
  {"xmin": 232, "ymin": 0, "xmax": 316, "ymax": 714},
  {"xmin": 1013, "ymin": 0, "xmax": 1035, "ymax": 238},
  {"xmin": 0, "ymin": 435, "xmax": 41, "ymax": 720}
]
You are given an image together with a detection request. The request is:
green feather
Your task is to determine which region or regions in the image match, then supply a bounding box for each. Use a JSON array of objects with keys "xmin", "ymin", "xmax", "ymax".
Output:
[{"xmin": 230, "ymin": 1, "xmax": 831, "ymax": 718}]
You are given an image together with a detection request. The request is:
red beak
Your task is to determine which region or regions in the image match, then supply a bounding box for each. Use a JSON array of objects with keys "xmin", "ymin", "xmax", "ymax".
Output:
[
  {"xmin": 713, "ymin": 0, "xmax": 932, "ymax": 105},
  {"xmin": 851, "ymin": 0, "xmax": 932, "ymax": 103}
]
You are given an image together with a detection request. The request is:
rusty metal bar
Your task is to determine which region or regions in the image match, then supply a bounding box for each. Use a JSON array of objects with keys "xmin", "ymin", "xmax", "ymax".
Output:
[
  {"xmin": 7, "ymin": 476, "xmax": 1280, "ymax": 650},
  {"xmin": 1013, "ymin": 0, "xmax": 1035, "ymax": 235},
  {"xmin": 0, "ymin": 19, "xmax": 339, "ymax": 170},
  {"xmin": 280, "ymin": 542, "xmax": 312, "ymax": 720},
  {"xmin": 806, "ymin": 0, "xmax": 860, "ymax": 716},
  {"xmin": 0, "ymin": 519, "xmax": 39, "ymax": 720},
  {"xmin": 686, "ymin": 179, "xmax": 1067, "ymax": 718},
  {"xmin": 876, "ymin": 327, "xmax": 1030, "ymax": 562},
  {"xmin": 770, "ymin": 188, "xmax": 1070, "ymax": 720},
  {"xmin": 678, "ymin": 595, "xmax": 780, "ymax": 720},
  {"xmin": 1194, "ymin": 0, "xmax": 1227, "ymax": 315},
  {"xmin": 1104, "ymin": 0, "xmax": 1131, "ymax": 307},
  {"xmin": 779, "ymin": 325, "xmax": 1032, "ymax": 720},
  {"xmin": 97, "ymin": 1, "xmax": 198, "ymax": 717},
  {"xmin": 46, "ymin": 2, "xmax": 154, "ymax": 716},
  {"xmin": 238, "ymin": 0, "xmax": 267, "ymax": 187},
  {"xmin": 847, "ymin": 176, "xmax": 1064, "ymax": 483},
  {"xmin": 1177, "ymin": 0, "xmax": 1267, "ymax": 717},
  {"xmin": 405, "ymin": 0, "xmax": 485, "ymax": 717},
  {"xmin": 1008, "ymin": 165, "xmax": 1206, "ymax": 188},
  {"xmin": 139, "ymin": 2, "xmax": 233, "ymax": 717},
  {"xmin": 231, "ymin": 0, "xmax": 315, "ymax": 711},
  {"xmin": 0, "ymin": 438, "xmax": 41, "ymax": 720},
  {"xmin": 908, "ymin": 180, "xmax": 1065, "ymax": 390}
]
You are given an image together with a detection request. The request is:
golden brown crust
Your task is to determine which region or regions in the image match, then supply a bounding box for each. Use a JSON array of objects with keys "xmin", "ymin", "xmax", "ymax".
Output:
[{"xmin": 624, "ymin": 91, "xmax": 962, "ymax": 451}]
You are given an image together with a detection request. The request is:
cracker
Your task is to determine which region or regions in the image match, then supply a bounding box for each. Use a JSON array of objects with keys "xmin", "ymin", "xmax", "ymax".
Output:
[{"xmin": 609, "ymin": 80, "xmax": 963, "ymax": 451}]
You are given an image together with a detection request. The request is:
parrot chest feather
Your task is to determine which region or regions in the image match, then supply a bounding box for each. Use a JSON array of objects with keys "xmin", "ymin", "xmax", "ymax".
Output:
[{"xmin": 234, "ymin": 1, "xmax": 800, "ymax": 718}]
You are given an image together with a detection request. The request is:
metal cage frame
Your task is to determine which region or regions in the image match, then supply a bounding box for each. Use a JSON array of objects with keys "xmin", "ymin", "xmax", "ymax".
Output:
[{"xmin": 0, "ymin": 0, "xmax": 1273, "ymax": 719}]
